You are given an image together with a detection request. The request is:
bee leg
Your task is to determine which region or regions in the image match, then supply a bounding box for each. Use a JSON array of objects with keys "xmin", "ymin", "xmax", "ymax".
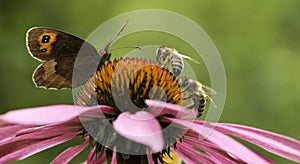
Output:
[{"xmin": 182, "ymin": 95, "xmax": 192, "ymax": 100}]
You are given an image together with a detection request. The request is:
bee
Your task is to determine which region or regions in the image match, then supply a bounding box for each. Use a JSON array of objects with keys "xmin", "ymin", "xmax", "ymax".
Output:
[
  {"xmin": 178, "ymin": 77, "xmax": 216, "ymax": 117},
  {"xmin": 155, "ymin": 46, "xmax": 215, "ymax": 117},
  {"xmin": 156, "ymin": 46, "xmax": 199, "ymax": 77}
]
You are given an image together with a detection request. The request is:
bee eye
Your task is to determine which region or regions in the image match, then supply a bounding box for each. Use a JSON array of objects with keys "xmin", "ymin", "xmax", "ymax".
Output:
[
  {"xmin": 182, "ymin": 79, "xmax": 188, "ymax": 87},
  {"xmin": 173, "ymin": 68, "xmax": 181, "ymax": 76}
]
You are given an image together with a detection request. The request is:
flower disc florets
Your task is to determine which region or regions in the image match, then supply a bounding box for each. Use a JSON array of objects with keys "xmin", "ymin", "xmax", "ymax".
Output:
[{"xmin": 75, "ymin": 57, "xmax": 186, "ymax": 163}]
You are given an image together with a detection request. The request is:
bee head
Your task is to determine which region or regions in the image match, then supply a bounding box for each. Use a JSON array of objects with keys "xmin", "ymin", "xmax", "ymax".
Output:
[{"xmin": 172, "ymin": 68, "xmax": 181, "ymax": 76}]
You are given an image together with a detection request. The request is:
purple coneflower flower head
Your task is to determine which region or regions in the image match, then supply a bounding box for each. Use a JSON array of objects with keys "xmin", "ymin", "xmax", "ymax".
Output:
[{"xmin": 1, "ymin": 57, "xmax": 300, "ymax": 163}]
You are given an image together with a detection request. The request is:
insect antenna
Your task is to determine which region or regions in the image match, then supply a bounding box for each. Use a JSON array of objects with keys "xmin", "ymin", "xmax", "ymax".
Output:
[
  {"xmin": 110, "ymin": 46, "xmax": 142, "ymax": 51},
  {"xmin": 103, "ymin": 19, "xmax": 129, "ymax": 52},
  {"xmin": 99, "ymin": 20, "xmax": 129, "ymax": 66}
]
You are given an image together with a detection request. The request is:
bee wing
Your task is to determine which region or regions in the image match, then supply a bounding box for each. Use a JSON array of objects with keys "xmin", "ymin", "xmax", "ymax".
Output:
[
  {"xmin": 201, "ymin": 84, "xmax": 217, "ymax": 108},
  {"xmin": 202, "ymin": 84, "xmax": 217, "ymax": 95},
  {"xmin": 174, "ymin": 51, "xmax": 200, "ymax": 64}
]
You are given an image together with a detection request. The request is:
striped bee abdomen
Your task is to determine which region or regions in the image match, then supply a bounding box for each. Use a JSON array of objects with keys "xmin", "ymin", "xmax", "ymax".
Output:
[{"xmin": 170, "ymin": 54, "xmax": 184, "ymax": 76}]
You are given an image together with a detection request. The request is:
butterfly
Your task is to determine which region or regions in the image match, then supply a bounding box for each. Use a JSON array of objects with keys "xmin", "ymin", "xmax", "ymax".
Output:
[{"xmin": 26, "ymin": 20, "xmax": 128, "ymax": 89}]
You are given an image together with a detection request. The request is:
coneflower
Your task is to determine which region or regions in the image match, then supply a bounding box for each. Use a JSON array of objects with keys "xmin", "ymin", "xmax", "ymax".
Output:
[{"xmin": 1, "ymin": 57, "xmax": 300, "ymax": 164}]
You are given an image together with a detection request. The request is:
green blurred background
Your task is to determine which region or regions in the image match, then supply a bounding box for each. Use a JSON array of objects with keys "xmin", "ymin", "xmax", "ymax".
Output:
[{"xmin": 1, "ymin": 0, "xmax": 299, "ymax": 163}]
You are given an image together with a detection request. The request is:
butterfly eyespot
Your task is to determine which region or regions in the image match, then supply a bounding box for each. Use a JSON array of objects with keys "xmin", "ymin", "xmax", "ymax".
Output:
[
  {"xmin": 42, "ymin": 35, "xmax": 51, "ymax": 43},
  {"xmin": 41, "ymin": 48, "xmax": 47, "ymax": 52}
]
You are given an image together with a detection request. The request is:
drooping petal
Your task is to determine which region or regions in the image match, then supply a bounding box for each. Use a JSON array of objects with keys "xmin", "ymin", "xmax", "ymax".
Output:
[
  {"xmin": 0, "ymin": 122, "xmax": 80, "ymax": 146},
  {"xmin": 0, "ymin": 125, "xmax": 29, "ymax": 140},
  {"xmin": 147, "ymin": 153, "xmax": 155, "ymax": 164},
  {"xmin": 171, "ymin": 143, "xmax": 214, "ymax": 164},
  {"xmin": 82, "ymin": 147, "xmax": 106, "ymax": 164},
  {"xmin": 0, "ymin": 105, "xmax": 114, "ymax": 125},
  {"xmin": 87, "ymin": 146, "xmax": 97, "ymax": 162},
  {"xmin": 163, "ymin": 118, "xmax": 271, "ymax": 163},
  {"xmin": 0, "ymin": 105, "xmax": 80, "ymax": 125},
  {"xmin": 51, "ymin": 137, "xmax": 89, "ymax": 164},
  {"xmin": 183, "ymin": 134, "xmax": 250, "ymax": 164},
  {"xmin": 0, "ymin": 118, "xmax": 82, "ymax": 163},
  {"xmin": 111, "ymin": 150, "xmax": 117, "ymax": 164},
  {"xmin": 113, "ymin": 111, "xmax": 164, "ymax": 153},
  {"xmin": 214, "ymin": 123, "xmax": 300, "ymax": 163},
  {"xmin": 145, "ymin": 100, "xmax": 197, "ymax": 119},
  {"xmin": 0, "ymin": 133, "xmax": 78, "ymax": 163}
]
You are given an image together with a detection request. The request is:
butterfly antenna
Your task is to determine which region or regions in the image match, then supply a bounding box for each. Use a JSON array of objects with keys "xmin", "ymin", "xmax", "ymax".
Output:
[
  {"xmin": 103, "ymin": 19, "xmax": 129, "ymax": 51},
  {"xmin": 110, "ymin": 46, "xmax": 142, "ymax": 51}
]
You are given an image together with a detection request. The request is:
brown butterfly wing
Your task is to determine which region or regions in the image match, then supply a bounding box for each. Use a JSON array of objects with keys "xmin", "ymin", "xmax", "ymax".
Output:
[
  {"xmin": 26, "ymin": 27, "xmax": 98, "ymax": 61},
  {"xmin": 27, "ymin": 27, "xmax": 101, "ymax": 89},
  {"xmin": 33, "ymin": 54, "xmax": 99, "ymax": 89},
  {"xmin": 33, "ymin": 56, "xmax": 73, "ymax": 89}
]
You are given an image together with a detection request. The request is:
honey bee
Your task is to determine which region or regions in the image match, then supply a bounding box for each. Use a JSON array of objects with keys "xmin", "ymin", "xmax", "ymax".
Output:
[
  {"xmin": 155, "ymin": 46, "xmax": 215, "ymax": 117},
  {"xmin": 178, "ymin": 77, "xmax": 216, "ymax": 117},
  {"xmin": 156, "ymin": 46, "xmax": 199, "ymax": 77}
]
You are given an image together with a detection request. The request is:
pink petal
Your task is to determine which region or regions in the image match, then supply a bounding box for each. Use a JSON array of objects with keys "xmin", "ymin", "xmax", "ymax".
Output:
[
  {"xmin": 163, "ymin": 118, "xmax": 271, "ymax": 163},
  {"xmin": 147, "ymin": 153, "xmax": 155, "ymax": 164},
  {"xmin": 0, "ymin": 133, "xmax": 77, "ymax": 163},
  {"xmin": 183, "ymin": 135, "xmax": 245, "ymax": 164},
  {"xmin": 111, "ymin": 150, "xmax": 117, "ymax": 164},
  {"xmin": 0, "ymin": 121, "xmax": 80, "ymax": 163},
  {"xmin": 215, "ymin": 123, "xmax": 300, "ymax": 162},
  {"xmin": 87, "ymin": 146, "xmax": 97, "ymax": 161},
  {"xmin": 0, "ymin": 105, "xmax": 79, "ymax": 125},
  {"xmin": 0, "ymin": 123, "xmax": 79, "ymax": 146},
  {"xmin": 0, "ymin": 120, "xmax": 7, "ymax": 126},
  {"xmin": 96, "ymin": 154, "xmax": 107, "ymax": 164},
  {"xmin": 0, "ymin": 105, "xmax": 114, "ymax": 125},
  {"xmin": 0, "ymin": 125, "xmax": 29, "ymax": 140},
  {"xmin": 145, "ymin": 100, "xmax": 197, "ymax": 119},
  {"xmin": 51, "ymin": 137, "xmax": 89, "ymax": 164},
  {"xmin": 113, "ymin": 111, "xmax": 164, "ymax": 153},
  {"xmin": 171, "ymin": 143, "xmax": 214, "ymax": 164},
  {"xmin": 185, "ymin": 131, "xmax": 275, "ymax": 164},
  {"xmin": 84, "ymin": 146, "xmax": 106, "ymax": 164}
]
